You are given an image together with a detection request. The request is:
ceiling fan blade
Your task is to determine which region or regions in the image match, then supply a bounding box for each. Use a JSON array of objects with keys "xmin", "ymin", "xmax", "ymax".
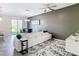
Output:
[
  {"xmin": 44, "ymin": 3, "xmax": 50, "ymax": 6},
  {"xmin": 51, "ymin": 5, "xmax": 57, "ymax": 7},
  {"xmin": 47, "ymin": 7, "xmax": 55, "ymax": 11},
  {"xmin": 40, "ymin": 4, "xmax": 56, "ymax": 13}
]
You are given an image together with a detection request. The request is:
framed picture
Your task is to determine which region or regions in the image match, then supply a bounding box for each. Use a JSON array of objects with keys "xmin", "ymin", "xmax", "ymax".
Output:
[{"xmin": 32, "ymin": 20, "xmax": 40, "ymax": 25}]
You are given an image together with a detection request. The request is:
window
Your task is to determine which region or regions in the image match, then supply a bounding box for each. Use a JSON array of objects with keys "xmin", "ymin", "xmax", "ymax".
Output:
[{"xmin": 11, "ymin": 19, "xmax": 22, "ymax": 35}]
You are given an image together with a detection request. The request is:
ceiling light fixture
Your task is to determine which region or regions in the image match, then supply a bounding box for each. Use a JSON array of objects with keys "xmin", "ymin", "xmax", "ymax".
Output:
[
  {"xmin": 40, "ymin": 3, "xmax": 57, "ymax": 13},
  {"xmin": 0, "ymin": 17, "xmax": 2, "ymax": 21},
  {"xmin": 44, "ymin": 7, "xmax": 52, "ymax": 12},
  {"xmin": 25, "ymin": 20, "xmax": 30, "ymax": 22}
]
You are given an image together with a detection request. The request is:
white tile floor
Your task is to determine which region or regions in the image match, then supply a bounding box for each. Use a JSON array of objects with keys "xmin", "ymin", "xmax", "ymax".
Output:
[{"xmin": 0, "ymin": 35, "xmax": 15, "ymax": 56}]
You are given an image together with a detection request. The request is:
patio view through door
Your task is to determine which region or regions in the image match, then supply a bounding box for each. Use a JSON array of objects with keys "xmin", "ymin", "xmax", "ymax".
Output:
[{"xmin": 11, "ymin": 19, "xmax": 22, "ymax": 35}]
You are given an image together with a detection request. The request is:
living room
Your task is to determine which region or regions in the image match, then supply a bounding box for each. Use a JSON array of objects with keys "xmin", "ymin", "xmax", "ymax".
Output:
[{"xmin": 0, "ymin": 3, "xmax": 79, "ymax": 56}]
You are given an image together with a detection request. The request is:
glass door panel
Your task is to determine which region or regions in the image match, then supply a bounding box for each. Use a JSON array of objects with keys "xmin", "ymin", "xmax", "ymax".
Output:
[
  {"xmin": 17, "ymin": 20, "xmax": 22, "ymax": 33},
  {"xmin": 11, "ymin": 19, "xmax": 22, "ymax": 35}
]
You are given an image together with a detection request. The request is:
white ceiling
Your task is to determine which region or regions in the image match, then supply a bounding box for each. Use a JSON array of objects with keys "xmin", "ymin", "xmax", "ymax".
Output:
[{"xmin": 0, "ymin": 3, "xmax": 77, "ymax": 17}]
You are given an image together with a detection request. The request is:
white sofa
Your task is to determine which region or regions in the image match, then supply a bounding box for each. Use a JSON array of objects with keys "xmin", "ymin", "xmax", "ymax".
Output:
[{"xmin": 14, "ymin": 32, "xmax": 52, "ymax": 51}]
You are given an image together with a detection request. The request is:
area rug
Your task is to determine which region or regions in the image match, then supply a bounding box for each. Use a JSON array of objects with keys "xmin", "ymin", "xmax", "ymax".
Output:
[{"xmin": 14, "ymin": 39, "xmax": 72, "ymax": 56}]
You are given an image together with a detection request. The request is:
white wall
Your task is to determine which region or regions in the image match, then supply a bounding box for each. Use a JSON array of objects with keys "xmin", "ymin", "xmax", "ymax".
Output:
[
  {"xmin": 0, "ymin": 15, "xmax": 27, "ymax": 40},
  {"xmin": 22, "ymin": 20, "xmax": 28, "ymax": 29}
]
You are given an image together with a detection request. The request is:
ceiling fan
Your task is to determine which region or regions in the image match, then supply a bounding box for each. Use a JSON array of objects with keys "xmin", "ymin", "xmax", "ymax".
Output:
[{"xmin": 40, "ymin": 3, "xmax": 57, "ymax": 13}]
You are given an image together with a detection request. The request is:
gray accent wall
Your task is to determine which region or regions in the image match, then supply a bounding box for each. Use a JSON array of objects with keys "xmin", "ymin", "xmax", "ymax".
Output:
[{"xmin": 29, "ymin": 4, "xmax": 79, "ymax": 39}]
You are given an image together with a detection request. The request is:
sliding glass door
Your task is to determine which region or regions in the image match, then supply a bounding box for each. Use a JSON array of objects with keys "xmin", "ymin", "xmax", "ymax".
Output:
[{"xmin": 11, "ymin": 19, "xmax": 22, "ymax": 35}]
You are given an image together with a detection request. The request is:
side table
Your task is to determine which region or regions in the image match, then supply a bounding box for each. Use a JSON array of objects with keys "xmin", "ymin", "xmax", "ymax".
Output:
[{"xmin": 19, "ymin": 39, "xmax": 28, "ymax": 55}]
